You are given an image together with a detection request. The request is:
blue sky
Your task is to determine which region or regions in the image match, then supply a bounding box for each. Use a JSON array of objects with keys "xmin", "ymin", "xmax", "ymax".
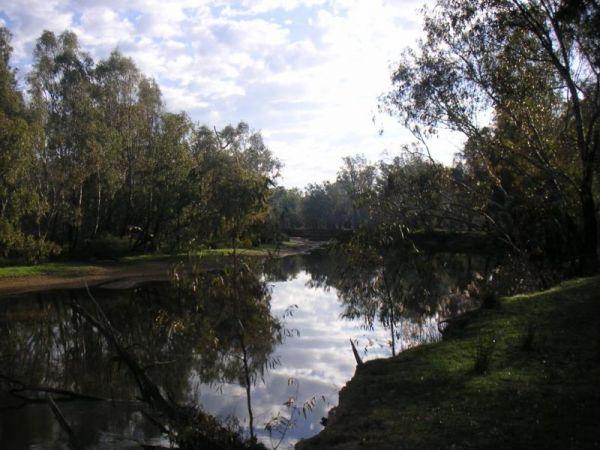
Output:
[{"xmin": 0, "ymin": 0, "xmax": 463, "ymax": 188}]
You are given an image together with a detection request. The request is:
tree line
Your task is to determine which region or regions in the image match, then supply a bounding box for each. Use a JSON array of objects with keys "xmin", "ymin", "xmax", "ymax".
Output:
[
  {"xmin": 276, "ymin": 0, "xmax": 600, "ymax": 275},
  {"xmin": 0, "ymin": 28, "xmax": 281, "ymax": 263}
]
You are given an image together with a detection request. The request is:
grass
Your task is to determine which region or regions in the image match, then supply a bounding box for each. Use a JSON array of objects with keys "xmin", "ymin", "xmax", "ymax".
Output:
[
  {"xmin": 0, "ymin": 262, "xmax": 98, "ymax": 278},
  {"xmin": 0, "ymin": 239, "xmax": 308, "ymax": 279},
  {"xmin": 298, "ymin": 276, "xmax": 600, "ymax": 449}
]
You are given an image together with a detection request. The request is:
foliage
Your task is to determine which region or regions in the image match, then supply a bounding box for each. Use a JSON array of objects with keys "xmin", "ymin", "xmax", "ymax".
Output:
[
  {"xmin": 0, "ymin": 27, "xmax": 280, "ymax": 263},
  {"xmin": 0, "ymin": 220, "xmax": 60, "ymax": 264},
  {"xmin": 381, "ymin": 0, "xmax": 600, "ymax": 273},
  {"xmin": 83, "ymin": 233, "xmax": 131, "ymax": 260}
]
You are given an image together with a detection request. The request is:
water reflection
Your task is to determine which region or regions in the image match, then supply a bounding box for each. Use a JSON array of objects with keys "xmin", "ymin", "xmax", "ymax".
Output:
[{"xmin": 0, "ymin": 250, "xmax": 491, "ymax": 449}]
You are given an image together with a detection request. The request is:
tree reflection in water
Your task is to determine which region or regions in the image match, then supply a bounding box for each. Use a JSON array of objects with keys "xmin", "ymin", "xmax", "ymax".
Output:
[
  {"xmin": 0, "ymin": 257, "xmax": 283, "ymax": 448},
  {"xmin": 301, "ymin": 244, "xmax": 496, "ymax": 356},
  {"xmin": 0, "ymin": 249, "xmax": 511, "ymax": 448}
]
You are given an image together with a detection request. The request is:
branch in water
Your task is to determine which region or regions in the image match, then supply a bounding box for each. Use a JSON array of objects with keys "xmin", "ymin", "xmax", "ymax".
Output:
[{"xmin": 350, "ymin": 339, "xmax": 364, "ymax": 366}]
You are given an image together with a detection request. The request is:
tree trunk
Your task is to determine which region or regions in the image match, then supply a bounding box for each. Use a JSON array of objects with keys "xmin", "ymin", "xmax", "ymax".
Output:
[
  {"xmin": 241, "ymin": 335, "xmax": 255, "ymax": 441},
  {"xmin": 93, "ymin": 178, "xmax": 101, "ymax": 238}
]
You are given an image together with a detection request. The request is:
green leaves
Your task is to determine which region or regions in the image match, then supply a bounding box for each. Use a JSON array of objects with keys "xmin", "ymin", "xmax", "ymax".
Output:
[{"xmin": 0, "ymin": 25, "xmax": 281, "ymax": 261}]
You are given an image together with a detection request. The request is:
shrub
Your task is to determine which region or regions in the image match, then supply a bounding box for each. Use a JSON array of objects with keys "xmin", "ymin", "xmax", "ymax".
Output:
[
  {"xmin": 0, "ymin": 220, "xmax": 61, "ymax": 264},
  {"xmin": 84, "ymin": 234, "xmax": 131, "ymax": 259}
]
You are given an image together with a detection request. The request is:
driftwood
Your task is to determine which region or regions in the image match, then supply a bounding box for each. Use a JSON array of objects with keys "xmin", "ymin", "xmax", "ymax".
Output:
[
  {"xmin": 47, "ymin": 396, "xmax": 82, "ymax": 450},
  {"xmin": 350, "ymin": 339, "xmax": 363, "ymax": 366}
]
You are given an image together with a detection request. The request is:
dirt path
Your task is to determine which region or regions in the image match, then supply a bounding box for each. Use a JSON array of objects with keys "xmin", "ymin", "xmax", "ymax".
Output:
[{"xmin": 0, "ymin": 239, "xmax": 323, "ymax": 297}]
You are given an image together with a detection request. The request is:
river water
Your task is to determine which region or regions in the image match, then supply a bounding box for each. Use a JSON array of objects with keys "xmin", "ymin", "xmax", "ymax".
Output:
[{"xmin": 0, "ymin": 251, "xmax": 484, "ymax": 449}]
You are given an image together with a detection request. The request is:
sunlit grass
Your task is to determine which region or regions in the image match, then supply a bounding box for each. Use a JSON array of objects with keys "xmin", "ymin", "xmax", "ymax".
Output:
[
  {"xmin": 301, "ymin": 275, "xmax": 600, "ymax": 449},
  {"xmin": 0, "ymin": 239, "xmax": 307, "ymax": 278},
  {"xmin": 0, "ymin": 262, "xmax": 95, "ymax": 278}
]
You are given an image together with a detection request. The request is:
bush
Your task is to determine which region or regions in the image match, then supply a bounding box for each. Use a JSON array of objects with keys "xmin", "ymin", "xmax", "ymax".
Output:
[
  {"xmin": 84, "ymin": 234, "xmax": 131, "ymax": 259},
  {"xmin": 0, "ymin": 220, "xmax": 61, "ymax": 264}
]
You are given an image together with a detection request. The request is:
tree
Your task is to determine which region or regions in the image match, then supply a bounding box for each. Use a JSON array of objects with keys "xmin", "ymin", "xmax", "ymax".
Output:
[
  {"xmin": 0, "ymin": 27, "xmax": 53, "ymax": 262},
  {"xmin": 28, "ymin": 30, "xmax": 99, "ymax": 249},
  {"xmin": 337, "ymin": 155, "xmax": 376, "ymax": 229},
  {"xmin": 302, "ymin": 181, "xmax": 352, "ymax": 230},
  {"xmin": 1, "ymin": 27, "xmax": 283, "ymax": 262},
  {"xmin": 93, "ymin": 50, "xmax": 145, "ymax": 239},
  {"xmin": 383, "ymin": 0, "xmax": 600, "ymax": 273},
  {"xmin": 269, "ymin": 187, "xmax": 303, "ymax": 230}
]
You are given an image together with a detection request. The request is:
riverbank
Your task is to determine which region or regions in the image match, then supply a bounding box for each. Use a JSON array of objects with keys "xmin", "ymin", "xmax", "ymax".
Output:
[
  {"xmin": 297, "ymin": 275, "xmax": 600, "ymax": 449},
  {"xmin": 0, "ymin": 238, "xmax": 322, "ymax": 296}
]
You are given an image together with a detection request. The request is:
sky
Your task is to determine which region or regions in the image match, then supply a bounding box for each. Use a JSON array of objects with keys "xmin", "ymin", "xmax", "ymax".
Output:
[
  {"xmin": 198, "ymin": 271, "xmax": 438, "ymax": 445},
  {"xmin": 0, "ymin": 0, "xmax": 463, "ymax": 188}
]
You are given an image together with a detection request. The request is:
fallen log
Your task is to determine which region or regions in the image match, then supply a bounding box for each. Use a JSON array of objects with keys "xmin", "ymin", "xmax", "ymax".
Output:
[{"xmin": 0, "ymin": 373, "xmax": 106, "ymax": 403}]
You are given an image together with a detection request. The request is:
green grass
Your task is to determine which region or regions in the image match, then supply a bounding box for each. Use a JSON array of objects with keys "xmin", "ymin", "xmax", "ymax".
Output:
[
  {"xmin": 298, "ymin": 276, "xmax": 600, "ymax": 449},
  {"xmin": 0, "ymin": 262, "xmax": 97, "ymax": 278},
  {"xmin": 0, "ymin": 239, "xmax": 307, "ymax": 279}
]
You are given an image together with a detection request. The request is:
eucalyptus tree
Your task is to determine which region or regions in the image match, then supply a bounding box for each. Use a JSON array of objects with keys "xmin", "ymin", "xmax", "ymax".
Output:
[
  {"xmin": 302, "ymin": 181, "xmax": 352, "ymax": 230},
  {"xmin": 383, "ymin": 0, "xmax": 600, "ymax": 272},
  {"xmin": 0, "ymin": 27, "xmax": 56, "ymax": 261},
  {"xmin": 28, "ymin": 30, "xmax": 99, "ymax": 249},
  {"xmin": 184, "ymin": 123, "xmax": 278, "ymax": 249},
  {"xmin": 337, "ymin": 155, "xmax": 376, "ymax": 229},
  {"xmin": 94, "ymin": 51, "xmax": 164, "ymax": 240},
  {"xmin": 92, "ymin": 50, "xmax": 143, "ymax": 238},
  {"xmin": 134, "ymin": 111, "xmax": 193, "ymax": 250},
  {"xmin": 1, "ymin": 26, "xmax": 283, "ymax": 260},
  {"xmin": 269, "ymin": 187, "xmax": 304, "ymax": 231},
  {"xmin": 370, "ymin": 155, "xmax": 459, "ymax": 234}
]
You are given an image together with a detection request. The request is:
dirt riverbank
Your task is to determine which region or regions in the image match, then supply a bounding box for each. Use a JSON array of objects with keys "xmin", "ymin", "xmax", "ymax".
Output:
[{"xmin": 0, "ymin": 239, "xmax": 323, "ymax": 297}]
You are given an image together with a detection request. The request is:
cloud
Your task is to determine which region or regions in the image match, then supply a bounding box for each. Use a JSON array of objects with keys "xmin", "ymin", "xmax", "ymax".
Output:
[
  {"xmin": 0, "ymin": 0, "xmax": 461, "ymax": 188},
  {"xmin": 186, "ymin": 268, "xmax": 439, "ymax": 446},
  {"xmin": 193, "ymin": 270, "xmax": 395, "ymax": 445}
]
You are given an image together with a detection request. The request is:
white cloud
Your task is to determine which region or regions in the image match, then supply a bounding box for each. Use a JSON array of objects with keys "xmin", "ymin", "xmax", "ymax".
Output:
[
  {"xmin": 73, "ymin": 6, "xmax": 135, "ymax": 51},
  {"xmin": 222, "ymin": 0, "xmax": 328, "ymax": 16},
  {"xmin": 0, "ymin": 0, "xmax": 462, "ymax": 187}
]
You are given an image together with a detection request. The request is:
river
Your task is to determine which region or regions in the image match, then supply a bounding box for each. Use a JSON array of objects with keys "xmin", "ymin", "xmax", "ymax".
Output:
[{"xmin": 0, "ymin": 250, "xmax": 486, "ymax": 449}]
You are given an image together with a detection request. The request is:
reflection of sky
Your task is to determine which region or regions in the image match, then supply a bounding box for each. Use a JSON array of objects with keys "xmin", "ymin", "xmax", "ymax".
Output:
[
  {"xmin": 0, "ymin": 268, "xmax": 442, "ymax": 449},
  {"xmin": 196, "ymin": 271, "xmax": 397, "ymax": 448}
]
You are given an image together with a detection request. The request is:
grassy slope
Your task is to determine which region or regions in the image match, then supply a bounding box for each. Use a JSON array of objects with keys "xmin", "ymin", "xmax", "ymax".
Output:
[
  {"xmin": 298, "ymin": 276, "xmax": 600, "ymax": 449},
  {"xmin": 0, "ymin": 240, "xmax": 305, "ymax": 279}
]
